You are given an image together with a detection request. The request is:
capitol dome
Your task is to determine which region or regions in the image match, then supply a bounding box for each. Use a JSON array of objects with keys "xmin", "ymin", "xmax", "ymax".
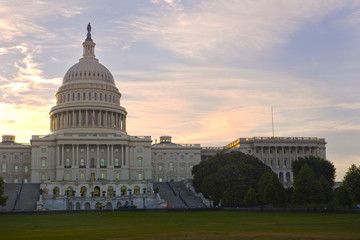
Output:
[{"xmin": 49, "ymin": 23, "xmax": 127, "ymax": 135}]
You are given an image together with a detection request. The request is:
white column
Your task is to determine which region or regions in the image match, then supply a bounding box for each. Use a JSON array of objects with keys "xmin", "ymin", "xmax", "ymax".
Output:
[
  {"xmin": 110, "ymin": 144, "xmax": 113, "ymax": 166},
  {"xmin": 61, "ymin": 144, "xmax": 64, "ymax": 167},
  {"xmin": 57, "ymin": 145, "xmax": 60, "ymax": 166},
  {"xmin": 97, "ymin": 144, "xmax": 100, "ymax": 167},
  {"xmin": 72, "ymin": 144, "xmax": 75, "ymax": 166},
  {"xmin": 107, "ymin": 145, "xmax": 110, "ymax": 167},
  {"xmin": 76, "ymin": 144, "xmax": 79, "ymax": 166},
  {"xmin": 86, "ymin": 144, "xmax": 89, "ymax": 167},
  {"xmin": 125, "ymin": 145, "xmax": 129, "ymax": 167},
  {"xmin": 122, "ymin": 145, "xmax": 125, "ymax": 166},
  {"xmin": 72, "ymin": 111, "xmax": 75, "ymax": 127}
]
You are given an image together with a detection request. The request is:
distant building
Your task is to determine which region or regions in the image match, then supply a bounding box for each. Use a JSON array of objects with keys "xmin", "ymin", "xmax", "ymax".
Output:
[
  {"xmin": 0, "ymin": 135, "xmax": 31, "ymax": 184},
  {"xmin": 223, "ymin": 137, "xmax": 326, "ymax": 187},
  {"xmin": 151, "ymin": 136, "xmax": 201, "ymax": 182}
]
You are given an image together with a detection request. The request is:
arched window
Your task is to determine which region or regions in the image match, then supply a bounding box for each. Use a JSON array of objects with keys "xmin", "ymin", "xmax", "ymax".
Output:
[
  {"xmin": 53, "ymin": 187, "xmax": 60, "ymax": 196},
  {"xmin": 93, "ymin": 186, "xmax": 100, "ymax": 196},
  {"xmin": 279, "ymin": 172, "xmax": 284, "ymax": 182},
  {"xmin": 107, "ymin": 186, "xmax": 114, "ymax": 197},
  {"xmin": 80, "ymin": 186, "xmax": 87, "ymax": 197},
  {"xmin": 286, "ymin": 172, "xmax": 291, "ymax": 182},
  {"xmin": 134, "ymin": 186, "xmax": 140, "ymax": 196},
  {"xmin": 121, "ymin": 186, "xmax": 127, "ymax": 196}
]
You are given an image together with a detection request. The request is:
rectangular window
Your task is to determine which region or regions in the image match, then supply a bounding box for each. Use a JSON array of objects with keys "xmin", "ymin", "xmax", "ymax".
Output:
[
  {"xmin": 105, "ymin": 94, "xmax": 107, "ymax": 102},
  {"xmin": 72, "ymin": 93, "xmax": 75, "ymax": 101},
  {"xmin": 14, "ymin": 154, "xmax": 19, "ymax": 160},
  {"xmin": 101, "ymin": 172, "xmax": 106, "ymax": 179},
  {"xmin": 158, "ymin": 165, "xmax": 163, "ymax": 171},
  {"xmin": 80, "ymin": 148, "xmax": 85, "ymax": 152},
  {"xmin": 138, "ymin": 173, "xmax": 143, "ymax": 180},
  {"xmin": 180, "ymin": 164, "xmax": 185, "ymax": 171},
  {"xmin": 138, "ymin": 159, "xmax": 142, "ymax": 167},
  {"xmin": 24, "ymin": 154, "xmax": 30, "ymax": 160},
  {"xmin": 115, "ymin": 148, "xmax": 119, "ymax": 153},
  {"xmin": 14, "ymin": 165, "xmax": 19, "ymax": 173},
  {"xmin": 24, "ymin": 179, "xmax": 28, "ymax": 183},
  {"xmin": 91, "ymin": 148, "xmax": 95, "ymax": 153},
  {"xmin": 100, "ymin": 158, "xmax": 105, "ymax": 167},
  {"xmin": 80, "ymin": 172, "xmax": 85, "ymax": 180},
  {"xmin": 89, "ymin": 92, "xmax": 91, "ymax": 100},
  {"xmin": 83, "ymin": 92, "xmax": 86, "ymax": 100},
  {"xmin": 94, "ymin": 92, "xmax": 97, "ymax": 100},
  {"xmin": 14, "ymin": 178, "xmax": 18, "ymax": 183},
  {"xmin": 41, "ymin": 173, "xmax": 46, "ymax": 181},
  {"xmin": 115, "ymin": 172, "xmax": 120, "ymax": 180},
  {"xmin": 1, "ymin": 163, "xmax": 6, "ymax": 173},
  {"xmin": 24, "ymin": 165, "xmax": 28, "ymax": 173},
  {"xmin": 41, "ymin": 159, "xmax": 46, "ymax": 167},
  {"xmin": 65, "ymin": 158, "xmax": 71, "ymax": 167},
  {"xmin": 169, "ymin": 162, "xmax": 174, "ymax": 171},
  {"xmin": 66, "ymin": 148, "xmax": 70, "ymax": 152},
  {"xmin": 78, "ymin": 93, "xmax": 80, "ymax": 100},
  {"xmin": 137, "ymin": 148, "xmax": 142, "ymax": 153},
  {"xmin": 159, "ymin": 177, "xmax": 163, "ymax": 182},
  {"xmin": 100, "ymin": 93, "xmax": 102, "ymax": 101},
  {"xmin": 100, "ymin": 148, "xmax": 105, "ymax": 153},
  {"xmin": 41, "ymin": 148, "xmax": 46, "ymax": 153},
  {"xmin": 80, "ymin": 158, "xmax": 85, "ymax": 167},
  {"xmin": 65, "ymin": 173, "xmax": 70, "ymax": 181},
  {"xmin": 114, "ymin": 158, "xmax": 119, "ymax": 167},
  {"xmin": 189, "ymin": 164, "xmax": 193, "ymax": 171}
]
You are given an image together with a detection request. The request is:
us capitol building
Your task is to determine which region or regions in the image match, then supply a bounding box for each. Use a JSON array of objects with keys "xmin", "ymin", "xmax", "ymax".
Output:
[{"xmin": 0, "ymin": 24, "xmax": 326, "ymax": 210}]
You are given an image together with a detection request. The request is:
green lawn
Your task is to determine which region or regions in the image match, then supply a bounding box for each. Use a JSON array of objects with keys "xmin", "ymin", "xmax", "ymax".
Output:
[{"xmin": 0, "ymin": 211, "xmax": 359, "ymax": 240}]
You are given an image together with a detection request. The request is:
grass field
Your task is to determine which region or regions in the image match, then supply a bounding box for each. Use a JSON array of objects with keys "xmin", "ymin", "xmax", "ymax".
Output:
[{"xmin": 0, "ymin": 211, "xmax": 359, "ymax": 240}]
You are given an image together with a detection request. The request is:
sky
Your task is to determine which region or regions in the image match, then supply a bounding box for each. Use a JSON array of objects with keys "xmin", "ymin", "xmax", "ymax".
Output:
[{"xmin": 1, "ymin": 0, "xmax": 360, "ymax": 181}]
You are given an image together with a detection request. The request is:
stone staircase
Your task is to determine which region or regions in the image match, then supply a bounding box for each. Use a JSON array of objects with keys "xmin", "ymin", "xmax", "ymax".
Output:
[
  {"xmin": 168, "ymin": 182, "xmax": 207, "ymax": 208},
  {"xmin": 14, "ymin": 183, "xmax": 40, "ymax": 211},
  {"xmin": 0, "ymin": 183, "xmax": 21, "ymax": 211},
  {"xmin": 153, "ymin": 182, "xmax": 206, "ymax": 208}
]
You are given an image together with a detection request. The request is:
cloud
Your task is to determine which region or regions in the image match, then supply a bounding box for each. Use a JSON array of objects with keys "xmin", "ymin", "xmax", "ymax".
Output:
[{"xmin": 124, "ymin": 0, "xmax": 351, "ymax": 59}]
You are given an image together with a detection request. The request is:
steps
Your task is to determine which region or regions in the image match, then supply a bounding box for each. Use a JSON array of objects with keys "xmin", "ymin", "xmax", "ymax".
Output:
[{"xmin": 153, "ymin": 182, "xmax": 206, "ymax": 208}]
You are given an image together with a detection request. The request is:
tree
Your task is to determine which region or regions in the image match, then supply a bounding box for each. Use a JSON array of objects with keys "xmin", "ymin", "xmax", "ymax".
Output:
[
  {"xmin": 292, "ymin": 156, "xmax": 336, "ymax": 187},
  {"xmin": 342, "ymin": 164, "xmax": 360, "ymax": 205},
  {"xmin": 258, "ymin": 172, "xmax": 287, "ymax": 206},
  {"xmin": 292, "ymin": 164, "xmax": 323, "ymax": 206},
  {"xmin": 335, "ymin": 185, "xmax": 352, "ymax": 208},
  {"xmin": 244, "ymin": 188, "xmax": 257, "ymax": 207},
  {"xmin": 192, "ymin": 151, "xmax": 271, "ymax": 207},
  {"xmin": 0, "ymin": 176, "xmax": 8, "ymax": 207},
  {"xmin": 319, "ymin": 175, "xmax": 333, "ymax": 204}
]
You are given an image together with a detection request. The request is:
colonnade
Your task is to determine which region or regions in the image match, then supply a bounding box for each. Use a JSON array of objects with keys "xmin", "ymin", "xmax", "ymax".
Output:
[
  {"xmin": 253, "ymin": 146, "xmax": 323, "ymax": 169},
  {"xmin": 56, "ymin": 144, "xmax": 129, "ymax": 168},
  {"xmin": 50, "ymin": 110, "xmax": 126, "ymax": 131}
]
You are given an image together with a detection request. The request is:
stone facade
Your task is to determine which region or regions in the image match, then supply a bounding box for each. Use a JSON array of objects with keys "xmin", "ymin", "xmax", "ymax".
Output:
[
  {"xmin": 151, "ymin": 136, "xmax": 201, "ymax": 182},
  {"xmin": 0, "ymin": 135, "xmax": 31, "ymax": 183},
  {"xmin": 224, "ymin": 137, "xmax": 327, "ymax": 187}
]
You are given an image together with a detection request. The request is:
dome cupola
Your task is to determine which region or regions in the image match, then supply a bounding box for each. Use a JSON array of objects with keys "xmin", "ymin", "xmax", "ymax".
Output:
[{"xmin": 49, "ymin": 23, "xmax": 127, "ymax": 135}]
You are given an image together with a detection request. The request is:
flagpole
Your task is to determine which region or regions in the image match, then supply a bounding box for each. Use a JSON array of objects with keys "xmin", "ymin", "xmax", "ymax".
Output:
[{"xmin": 271, "ymin": 106, "xmax": 275, "ymax": 138}]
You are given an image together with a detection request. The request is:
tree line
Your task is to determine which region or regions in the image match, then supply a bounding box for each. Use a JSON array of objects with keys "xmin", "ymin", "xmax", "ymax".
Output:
[{"xmin": 192, "ymin": 152, "xmax": 360, "ymax": 208}]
